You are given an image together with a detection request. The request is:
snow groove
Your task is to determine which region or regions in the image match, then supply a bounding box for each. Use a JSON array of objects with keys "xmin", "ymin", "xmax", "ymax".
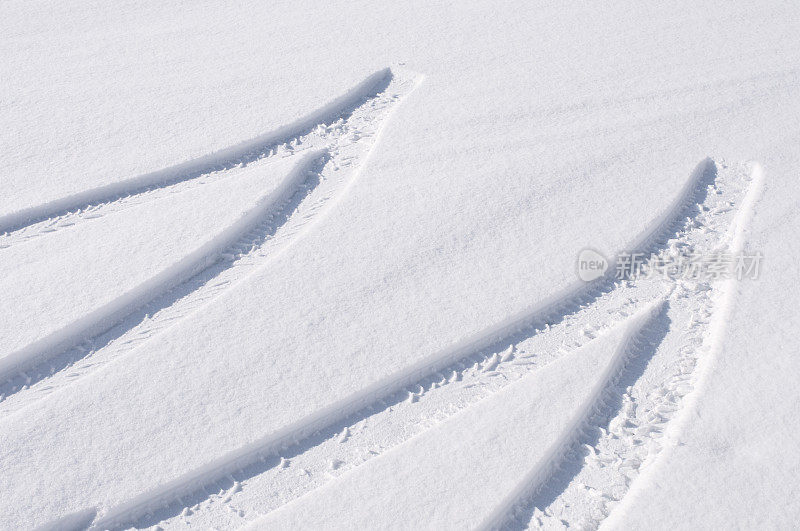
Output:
[
  {"xmin": 482, "ymin": 299, "xmax": 672, "ymax": 531},
  {"xmin": 0, "ymin": 68, "xmax": 392, "ymax": 240},
  {"xmin": 0, "ymin": 150, "xmax": 326, "ymax": 386},
  {"xmin": 499, "ymin": 161, "xmax": 762, "ymax": 530},
  {"xmin": 142, "ymin": 159, "xmax": 756, "ymax": 530},
  {"xmin": 599, "ymin": 162, "xmax": 766, "ymax": 530},
  {"xmin": 87, "ymin": 159, "xmax": 725, "ymax": 530},
  {"xmin": 0, "ymin": 68, "xmax": 423, "ymax": 414}
]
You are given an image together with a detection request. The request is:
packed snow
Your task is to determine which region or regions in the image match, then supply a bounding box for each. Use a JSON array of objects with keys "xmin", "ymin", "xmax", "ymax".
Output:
[{"xmin": 2, "ymin": 0, "xmax": 799, "ymax": 529}]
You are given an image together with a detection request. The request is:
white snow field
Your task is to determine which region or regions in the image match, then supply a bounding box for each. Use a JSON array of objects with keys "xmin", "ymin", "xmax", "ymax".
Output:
[{"xmin": 1, "ymin": 0, "xmax": 799, "ymax": 529}]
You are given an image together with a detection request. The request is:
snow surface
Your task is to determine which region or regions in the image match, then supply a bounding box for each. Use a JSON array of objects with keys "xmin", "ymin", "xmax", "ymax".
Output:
[
  {"xmin": 1, "ymin": 0, "xmax": 799, "ymax": 529},
  {"xmin": 246, "ymin": 302, "xmax": 663, "ymax": 530},
  {"xmin": 0, "ymin": 154, "xmax": 307, "ymax": 377}
]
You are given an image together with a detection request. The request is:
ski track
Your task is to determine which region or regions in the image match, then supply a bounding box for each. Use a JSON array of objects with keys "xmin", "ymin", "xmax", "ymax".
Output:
[
  {"xmin": 0, "ymin": 67, "xmax": 422, "ymax": 414},
  {"xmin": 73, "ymin": 159, "xmax": 755, "ymax": 530}
]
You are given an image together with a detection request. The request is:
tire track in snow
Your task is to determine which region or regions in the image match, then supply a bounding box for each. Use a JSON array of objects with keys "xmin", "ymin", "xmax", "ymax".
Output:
[
  {"xmin": 117, "ymin": 274, "xmax": 657, "ymax": 530},
  {"xmin": 0, "ymin": 150, "xmax": 327, "ymax": 388},
  {"xmin": 598, "ymin": 162, "xmax": 766, "ymax": 531},
  {"xmin": 482, "ymin": 299, "xmax": 673, "ymax": 531},
  {"xmin": 0, "ymin": 68, "xmax": 392, "ymax": 244},
  {"xmin": 85, "ymin": 159, "xmax": 728, "ymax": 530},
  {"xmin": 486, "ymin": 161, "xmax": 762, "ymax": 530},
  {"xmin": 145, "ymin": 160, "xmax": 754, "ymax": 531},
  {"xmin": 239, "ymin": 300, "xmax": 669, "ymax": 530},
  {"xmin": 0, "ymin": 68, "xmax": 423, "ymax": 414}
]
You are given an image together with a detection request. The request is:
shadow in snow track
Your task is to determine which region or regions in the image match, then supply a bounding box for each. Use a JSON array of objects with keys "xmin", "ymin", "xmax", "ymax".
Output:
[
  {"xmin": 488, "ymin": 300, "xmax": 673, "ymax": 531},
  {"xmin": 0, "ymin": 69, "xmax": 391, "ymax": 236},
  {"xmin": 0, "ymin": 67, "xmax": 420, "ymax": 401},
  {"xmin": 89, "ymin": 161, "xmax": 718, "ymax": 531},
  {"xmin": 0, "ymin": 152, "xmax": 329, "ymax": 399},
  {"xmin": 35, "ymin": 507, "xmax": 97, "ymax": 531}
]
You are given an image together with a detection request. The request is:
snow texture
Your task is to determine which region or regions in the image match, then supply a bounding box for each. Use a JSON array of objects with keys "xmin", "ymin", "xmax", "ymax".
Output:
[{"xmin": 1, "ymin": 0, "xmax": 799, "ymax": 529}]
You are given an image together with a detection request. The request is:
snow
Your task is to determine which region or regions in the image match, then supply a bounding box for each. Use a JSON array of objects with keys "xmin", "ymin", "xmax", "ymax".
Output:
[
  {"xmin": 0, "ymin": 154, "xmax": 307, "ymax": 377},
  {"xmin": 1, "ymin": 0, "xmax": 799, "ymax": 528},
  {"xmin": 604, "ymin": 163, "xmax": 800, "ymax": 529},
  {"xmin": 248, "ymin": 305, "xmax": 658, "ymax": 530}
]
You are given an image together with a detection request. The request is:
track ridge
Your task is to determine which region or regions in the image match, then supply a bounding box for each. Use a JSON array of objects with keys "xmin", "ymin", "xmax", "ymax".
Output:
[
  {"xmin": 598, "ymin": 162, "xmax": 766, "ymax": 530},
  {"xmin": 485, "ymin": 161, "xmax": 763, "ymax": 530},
  {"xmin": 0, "ymin": 69, "xmax": 392, "ymax": 239},
  {"xmin": 135, "ymin": 159, "xmax": 754, "ymax": 530},
  {"xmin": 85, "ymin": 158, "xmax": 726, "ymax": 530},
  {"xmin": 0, "ymin": 151, "xmax": 326, "ymax": 388},
  {"xmin": 0, "ymin": 68, "xmax": 422, "ymax": 414},
  {"xmin": 482, "ymin": 299, "xmax": 672, "ymax": 531}
]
